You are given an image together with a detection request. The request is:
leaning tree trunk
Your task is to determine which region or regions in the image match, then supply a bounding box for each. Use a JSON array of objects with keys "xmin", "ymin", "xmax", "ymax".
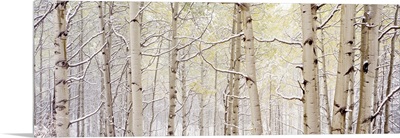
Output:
[
  {"xmin": 167, "ymin": 2, "xmax": 179, "ymax": 136},
  {"xmin": 332, "ymin": 4, "xmax": 356, "ymax": 134},
  {"xmin": 129, "ymin": 2, "xmax": 144, "ymax": 136},
  {"xmin": 53, "ymin": 1, "xmax": 70, "ymax": 137},
  {"xmin": 383, "ymin": 5, "xmax": 399, "ymax": 134},
  {"xmin": 356, "ymin": 4, "xmax": 382, "ymax": 134},
  {"xmin": 300, "ymin": 4, "xmax": 321, "ymax": 134},
  {"xmin": 231, "ymin": 4, "xmax": 242, "ymax": 135},
  {"xmin": 240, "ymin": 3, "xmax": 263, "ymax": 135},
  {"xmin": 99, "ymin": 1, "xmax": 115, "ymax": 136}
]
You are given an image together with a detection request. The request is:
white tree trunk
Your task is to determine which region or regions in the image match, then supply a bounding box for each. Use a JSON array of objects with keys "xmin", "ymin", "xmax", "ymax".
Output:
[
  {"xmin": 232, "ymin": 5, "xmax": 242, "ymax": 135},
  {"xmin": 53, "ymin": 1, "xmax": 70, "ymax": 137},
  {"xmin": 356, "ymin": 4, "xmax": 382, "ymax": 134},
  {"xmin": 129, "ymin": 2, "xmax": 144, "ymax": 136},
  {"xmin": 99, "ymin": 1, "xmax": 115, "ymax": 136},
  {"xmin": 241, "ymin": 3, "xmax": 263, "ymax": 135},
  {"xmin": 167, "ymin": 2, "xmax": 179, "ymax": 136},
  {"xmin": 300, "ymin": 4, "xmax": 320, "ymax": 134},
  {"xmin": 332, "ymin": 4, "xmax": 356, "ymax": 134}
]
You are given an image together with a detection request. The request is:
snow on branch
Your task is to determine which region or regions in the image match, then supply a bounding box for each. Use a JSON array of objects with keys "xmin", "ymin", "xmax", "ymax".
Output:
[
  {"xmin": 34, "ymin": 3, "xmax": 54, "ymax": 29},
  {"xmin": 378, "ymin": 26, "xmax": 400, "ymax": 41},
  {"xmin": 69, "ymin": 102, "xmax": 104, "ymax": 127},
  {"xmin": 68, "ymin": 41, "xmax": 107, "ymax": 67},
  {"xmin": 178, "ymin": 32, "xmax": 244, "ymax": 62},
  {"xmin": 366, "ymin": 86, "xmax": 400, "ymax": 123},
  {"xmin": 67, "ymin": 31, "xmax": 105, "ymax": 62},
  {"xmin": 317, "ymin": 4, "xmax": 341, "ymax": 30},
  {"xmin": 276, "ymin": 92, "xmax": 304, "ymax": 102},
  {"xmin": 254, "ymin": 37, "xmax": 302, "ymax": 47},
  {"xmin": 199, "ymin": 52, "xmax": 250, "ymax": 80}
]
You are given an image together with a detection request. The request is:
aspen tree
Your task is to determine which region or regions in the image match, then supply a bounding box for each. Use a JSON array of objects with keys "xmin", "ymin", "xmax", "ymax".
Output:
[
  {"xmin": 53, "ymin": 0, "xmax": 70, "ymax": 137},
  {"xmin": 332, "ymin": 4, "xmax": 355, "ymax": 134},
  {"xmin": 240, "ymin": 3, "xmax": 263, "ymax": 135},
  {"xmin": 232, "ymin": 5, "xmax": 242, "ymax": 135},
  {"xmin": 129, "ymin": 2, "xmax": 144, "ymax": 136},
  {"xmin": 300, "ymin": 4, "xmax": 320, "ymax": 134},
  {"xmin": 167, "ymin": 2, "xmax": 179, "ymax": 136},
  {"xmin": 356, "ymin": 5, "xmax": 382, "ymax": 134},
  {"xmin": 99, "ymin": 1, "xmax": 115, "ymax": 136}
]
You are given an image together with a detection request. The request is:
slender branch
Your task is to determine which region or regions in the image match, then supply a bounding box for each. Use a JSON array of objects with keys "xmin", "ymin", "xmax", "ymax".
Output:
[
  {"xmin": 68, "ymin": 42, "xmax": 107, "ymax": 67},
  {"xmin": 254, "ymin": 37, "xmax": 302, "ymax": 47},
  {"xmin": 378, "ymin": 26, "xmax": 400, "ymax": 41},
  {"xmin": 69, "ymin": 102, "xmax": 104, "ymax": 126},
  {"xmin": 199, "ymin": 52, "xmax": 249, "ymax": 79},
  {"xmin": 67, "ymin": 31, "xmax": 104, "ymax": 62},
  {"xmin": 34, "ymin": 3, "xmax": 54, "ymax": 29},
  {"xmin": 317, "ymin": 4, "xmax": 341, "ymax": 30},
  {"xmin": 368, "ymin": 86, "xmax": 400, "ymax": 121},
  {"xmin": 276, "ymin": 92, "xmax": 304, "ymax": 102}
]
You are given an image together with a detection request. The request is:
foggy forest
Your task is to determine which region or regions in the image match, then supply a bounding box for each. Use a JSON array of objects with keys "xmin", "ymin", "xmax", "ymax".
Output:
[{"xmin": 33, "ymin": 0, "xmax": 400, "ymax": 137}]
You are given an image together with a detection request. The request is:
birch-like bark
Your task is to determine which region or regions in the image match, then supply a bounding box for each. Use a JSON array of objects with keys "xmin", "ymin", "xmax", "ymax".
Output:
[
  {"xmin": 356, "ymin": 4, "xmax": 382, "ymax": 134},
  {"xmin": 53, "ymin": 1, "xmax": 70, "ymax": 137},
  {"xmin": 383, "ymin": 5, "xmax": 399, "ymax": 134},
  {"xmin": 128, "ymin": 2, "xmax": 144, "ymax": 136},
  {"xmin": 240, "ymin": 3, "xmax": 263, "ymax": 135},
  {"xmin": 300, "ymin": 4, "xmax": 321, "ymax": 134},
  {"xmin": 225, "ymin": 5, "xmax": 236, "ymax": 135},
  {"xmin": 332, "ymin": 4, "xmax": 356, "ymax": 134},
  {"xmin": 77, "ymin": 6, "xmax": 85, "ymax": 137},
  {"xmin": 167, "ymin": 2, "xmax": 179, "ymax": 136},
  {"xmin": 232, "ymin": 5, "xmax": 242, "ymax": 135},
  {"xmin": 99, "ymin": 1, "xmax": 115, "ymax": 136},
  {"xmin": 319, "ymin": 26, "xmax": 331, "ymax": 134}
]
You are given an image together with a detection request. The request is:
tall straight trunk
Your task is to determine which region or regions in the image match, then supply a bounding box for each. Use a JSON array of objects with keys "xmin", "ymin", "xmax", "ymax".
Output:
[
  {"xmin": 231, "ymin": 5, "xmax": 242, "ymax": 135},
  {"xmin": 199, "ymin": 43, "xmax": 205, "ymax": 136},
  {"xmin": 300, "ymin": 4, "xmax": 321, "ymax": 134},
  {"xmin": 128, "ymin": 2, "xmax": 144, "ymax": 136},
  {"xmin": 383, "ymin": 5, "xmax": 399, "ymax": 134},
  {"xmin": 347, "ymin": 71, "xmax": 355, "ymax": 134},
  {"xmin": 213, "ymin": 52, "xmax": 218, "ymax": 136},
  {"xmin": 77, "ymin": 6, "xmax": 85, "ymax": 137},
  {"xmin": 332, "ymin": 4, "xmax": 356, "ymax": 134},
  {"xmin": 125, "ymin": 56, "xmax": 133, "ymax": 136},
  {"xmin": 225, "ymin": 5, "xmax": 236, "ymax": 136},
  {"xmin": 181, "ymin": 47, "xmax": 187, "ymax": 136},
  {"xmin": 356, "ymin": 4, "xmax": 382, "ymax": 134},
  {"xmin": 320, "ymin": 27, "xmax": 332, "ymax": 134},
  {"xmin": 53, "ymin": 1, "xmax": 70, "ymax": 137},
  {"xmin": 98, "ymin": 1, "xmax": 115, "ymax": 136},
  {"xmin": 167, "ymin": 2, "xmax": 179, "ymax": 136},
  {"xmin": 240, "ymin": 3, "xmax": 263, "ymax": 135}
]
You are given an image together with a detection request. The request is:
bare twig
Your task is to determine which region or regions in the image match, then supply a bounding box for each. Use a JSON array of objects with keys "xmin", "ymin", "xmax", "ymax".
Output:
[
  {"xmin": 254, "ymin": 37, "xmax": 302, "ymax": 47},
  {"xmin": 317, "ymin": 4, "xmax": 341, "ymax": 30},
  {"xmin": 69, "ymin": 102, "xmax": 104, "ymax": 126},
  {"xmin": 367, "ymin": 86, "xmax": 400, "ymax": 122},
  {"xmin": 378, "ymin": 26, "xmax": 400, "ymax": 41}
]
